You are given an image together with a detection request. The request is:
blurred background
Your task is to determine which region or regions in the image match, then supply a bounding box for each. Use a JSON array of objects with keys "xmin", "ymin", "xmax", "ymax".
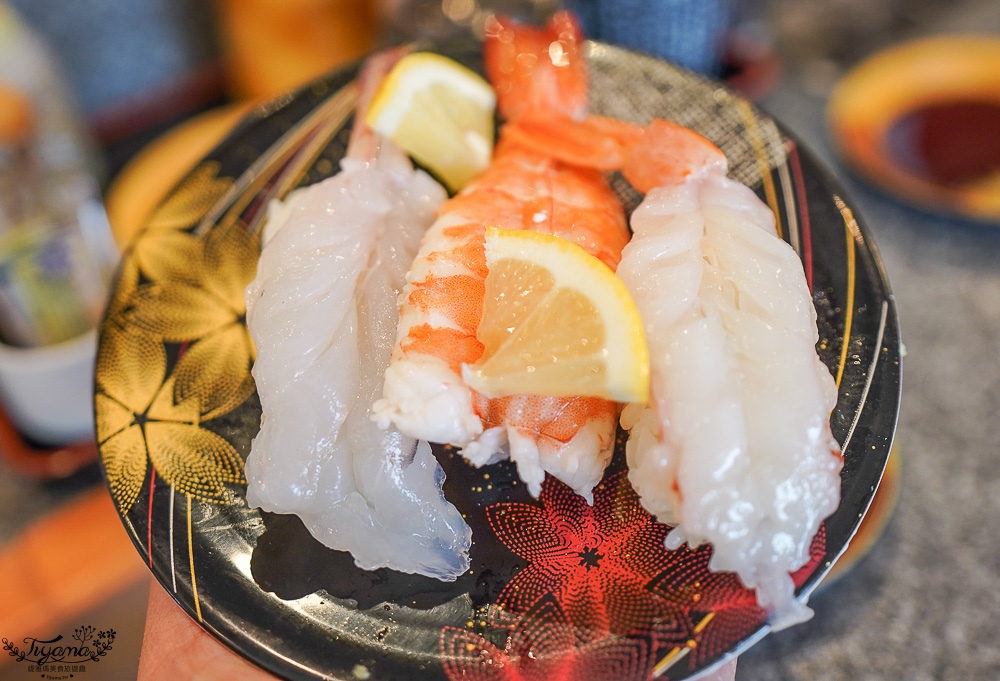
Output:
[{"xmin": 0, "ymin": 0, "xmax": 997, "ymax": 679}]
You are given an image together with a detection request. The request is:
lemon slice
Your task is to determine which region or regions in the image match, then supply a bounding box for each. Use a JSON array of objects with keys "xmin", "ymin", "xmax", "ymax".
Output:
[
  {"xmin": 365, "ymin": 52, "xmax": 495, "ymax": 191},
  {"xmin": 464, "ymin": 227, "xmax": 649, "ymax": 403}
]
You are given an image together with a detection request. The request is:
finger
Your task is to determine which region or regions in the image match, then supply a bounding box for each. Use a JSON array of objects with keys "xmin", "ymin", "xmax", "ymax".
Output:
[{"xmin": 138, "ymin": 581, "xmax": 277, "ymax": 680}]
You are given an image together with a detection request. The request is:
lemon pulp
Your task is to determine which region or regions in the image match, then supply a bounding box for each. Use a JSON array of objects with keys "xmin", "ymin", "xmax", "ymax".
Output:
[
  {"xmin": 365, "ymin": 52, "xmax": 495, "ymax": 191},
  {"xmin": 465, "ymin": 227, "xmax": 649, "ymax": 403}
]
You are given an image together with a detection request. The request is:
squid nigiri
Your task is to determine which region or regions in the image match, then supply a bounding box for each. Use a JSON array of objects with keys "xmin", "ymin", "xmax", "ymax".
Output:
[{"xmin": 616, "ymin": 122, "xmax": 843, "ymax": 628}]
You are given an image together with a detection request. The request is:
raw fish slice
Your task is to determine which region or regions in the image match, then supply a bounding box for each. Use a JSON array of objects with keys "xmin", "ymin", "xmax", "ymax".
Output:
[
  {"xmin": 244, "ymin": 68, "xmax": 471, "ymax": 579},
  {"xmin": 618, "ymin": 171, "xmax": 841, "ymax": 628}
]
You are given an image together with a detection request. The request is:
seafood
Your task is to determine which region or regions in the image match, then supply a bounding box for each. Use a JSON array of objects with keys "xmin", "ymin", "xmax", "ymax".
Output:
[
  {"xmin": 481, "ymin": 107, "xmax": 843, "ymax": 625},
  {"xmin": 374, "ymin": 12, "xmax": 631, "ymax": 501},
  {"xmin": 244, "ymin": 52, "xmax": 471, "ymax": 580},
  {"xmin": 245, "ymin": 7, "xmax": 841, "ymax": 619},
  {"xmin": 614, "ymin": 122, "xmax": 843, "ymax": 628}
]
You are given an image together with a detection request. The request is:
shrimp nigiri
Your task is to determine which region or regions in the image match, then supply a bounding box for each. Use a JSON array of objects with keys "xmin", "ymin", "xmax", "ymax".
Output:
[
  {"xmin": 244, "ymin": 51, "xmax": 471, "ymax": 580},
  {"xmin": 616, "ymin": 122, "xmax": 843, "ymax": 628},
  {"xmin": 374, "ymin": 12, "xmax": 631, "ymax": 502}
]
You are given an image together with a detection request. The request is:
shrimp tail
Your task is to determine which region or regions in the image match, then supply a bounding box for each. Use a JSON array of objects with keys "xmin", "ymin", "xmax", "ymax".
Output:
[{"xmin": 483, "ymin": 11, "xmax": 589, "ymax": 121}]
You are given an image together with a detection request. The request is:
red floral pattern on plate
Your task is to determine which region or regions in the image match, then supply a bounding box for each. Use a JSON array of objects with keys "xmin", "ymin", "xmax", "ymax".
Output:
[
  {"xmin": 442, "ymin": 596, "xmax": 656, "ymax": 681},
  {"xmin": 485, "ymin": 470, "xmax": 684, "ymax": 636},
  {"xmin": 441, "ymin": 470, "xmax": 826, "ymax": 680}
]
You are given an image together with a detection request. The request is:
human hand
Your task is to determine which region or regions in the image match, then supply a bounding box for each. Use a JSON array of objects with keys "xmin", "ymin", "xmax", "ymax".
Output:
[
  {"xmin": 137, "ymin": 581, "xmax": 278, "ymax": 680},
  {"xmin": 138, "ymin": 579, "xmax": 737, "ymax": 680}
]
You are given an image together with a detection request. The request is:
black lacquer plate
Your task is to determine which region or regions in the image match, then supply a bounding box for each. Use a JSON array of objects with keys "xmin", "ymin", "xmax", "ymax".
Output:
[{"xmin": 96, "ymin": 40, "xmax": 901, "ymax": 681}]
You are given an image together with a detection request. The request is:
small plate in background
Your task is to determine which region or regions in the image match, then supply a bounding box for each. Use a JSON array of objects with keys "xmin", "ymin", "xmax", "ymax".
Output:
[{"xmin": 827, "ymin": 35, "xmax": 1000, "ymax": 222}]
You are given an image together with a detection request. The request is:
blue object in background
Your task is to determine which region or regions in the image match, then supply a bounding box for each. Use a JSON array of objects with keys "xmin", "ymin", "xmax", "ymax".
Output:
[
  {"xmin": 7, "ymin": 0, "xmax": 217, "ymax": 116},
  {"xmin": 568, "ymin": 0, "xmax": 733, "ymax": 74}
]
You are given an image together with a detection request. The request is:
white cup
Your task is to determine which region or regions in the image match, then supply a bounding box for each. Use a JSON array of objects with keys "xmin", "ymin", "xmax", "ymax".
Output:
[{"xmin": 0, "ymin": 328, "xmax": 95, "ymax": 445}]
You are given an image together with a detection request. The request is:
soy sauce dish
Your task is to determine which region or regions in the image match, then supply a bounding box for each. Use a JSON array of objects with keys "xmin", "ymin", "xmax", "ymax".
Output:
[{"xmin": 827, "ymin": 34, "xmax": 1000, "ymax": 222}]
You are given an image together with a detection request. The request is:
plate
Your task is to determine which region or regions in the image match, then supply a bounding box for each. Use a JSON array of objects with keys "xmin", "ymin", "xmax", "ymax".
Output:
[
  {"xmin": 96, "ymin": 41, "xmax": 901, "ymax": 681},
  {"xmin": 827, "ymin": 34, "xmax": 1000, "ymax": 223}
]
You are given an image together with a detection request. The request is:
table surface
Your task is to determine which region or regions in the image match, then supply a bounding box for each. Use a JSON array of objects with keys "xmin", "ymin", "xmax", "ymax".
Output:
[{"xmin": 1, "ymin": 2, "xmax": 999, "ymax": 680}]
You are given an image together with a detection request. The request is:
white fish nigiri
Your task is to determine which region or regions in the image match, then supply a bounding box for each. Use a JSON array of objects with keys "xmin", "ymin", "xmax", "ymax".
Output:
[
  {"xmin": 618, "ymin": 130, "xmax": 842, "ymax": 628},
  {"xmin": 243, "ymin": 54, "xmax": 471, "ymax": 580}
]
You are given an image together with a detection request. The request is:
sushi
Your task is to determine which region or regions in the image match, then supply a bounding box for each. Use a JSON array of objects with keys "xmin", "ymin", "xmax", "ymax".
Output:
[
  {"xmin": 616, "ymin": 122, "xmax": 843, "ymax": 628},
  {"xmin": 243, "ymin": 51, "xmax": 471, "ymax": 580},
  {"xmin": 244, "ymin": 14, "xmax": 843, "ymax": 625},
  {"xmin": 449, "ymin": 102, "xmax": 844, "ymax": 623},
  {"xmin": 373, "ymin": 12, "xmax": 629, "ymax": 502}
]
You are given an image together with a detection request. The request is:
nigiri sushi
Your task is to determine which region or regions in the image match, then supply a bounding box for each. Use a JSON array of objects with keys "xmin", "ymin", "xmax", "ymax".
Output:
[
  {"xmin": 616, "ymin": 122, "xmax": 843, "ymax": 628},
  {"xmin": 373, "ymin": 12, "xmax": 629, "ymax": 502},
  {"xmin": 244, "ymin": 52, "xmax": 471, "ymax": 580}
]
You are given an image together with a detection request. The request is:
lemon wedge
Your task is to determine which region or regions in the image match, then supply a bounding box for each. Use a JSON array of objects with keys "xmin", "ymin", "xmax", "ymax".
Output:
[
  {"xmin": 464, "ymin": 227, "xmax": 649, "ymax": 403},
  {"xmin": 365, "ymin": 52, "xmax": 495, "ymax": 191}
]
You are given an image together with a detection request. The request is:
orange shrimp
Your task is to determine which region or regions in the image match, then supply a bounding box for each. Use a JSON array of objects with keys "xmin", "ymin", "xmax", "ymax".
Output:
[
  {"xmin": 502, "ymin": 113, "xmax": 729, "ymax": 191},
  {"xmin": 374, "ymin": 12, "xmax": 630, "ymax": 501}
]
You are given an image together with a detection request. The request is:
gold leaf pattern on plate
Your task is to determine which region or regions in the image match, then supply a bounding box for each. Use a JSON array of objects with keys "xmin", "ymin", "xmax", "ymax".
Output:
[
  {"xmin": 95, "ymin": 392, "xmax": 135, "ymax": 444},
  {"xmin": 146, "ymin": 421, "xmax": 245, "ymax": 501},
  {"xmin": 133, "ymin": 228, "xmax": 206, "ymax": 286},
  {"xmin": 148, "ymin": 374, "xmax": 203, "ymax": 425},
  {"xmin": 127, "ymin": 162, "xmax": 238, "ymax": 287},
  {"xmin": 96, "ymin": 155, "xmax": 260, "ymax": 510},
  {"xmin": 145, "ymin": 162, "xmax": 234, "ymax": 232},
  {"xmin": 100, "ymin": 425, "xmax": 150, "ymax": 514},
  {"xmin": 173, "ymin": 327, "xmax": 256, "ymax": 421},
  {"xmin": 96, "ymin": 324, "xmax": 168, "ymax": 512},
  {"xmin": 97, "ymin": 306, "xmax": 248, "ymax": 510},
  {"xmin": 201, "ymin": 217, "xmax": 261, "ymax": 312},
  {"xmin": 129, "ymin": 282, "xmax": 231, "ymax": 342},
  {"xmin": 105, "ymin": 256, "xmax": 140, "ymax": 324},
  {"xmin": 96, "ymin": 324, "xmax": 169, "ymax": 419}
]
